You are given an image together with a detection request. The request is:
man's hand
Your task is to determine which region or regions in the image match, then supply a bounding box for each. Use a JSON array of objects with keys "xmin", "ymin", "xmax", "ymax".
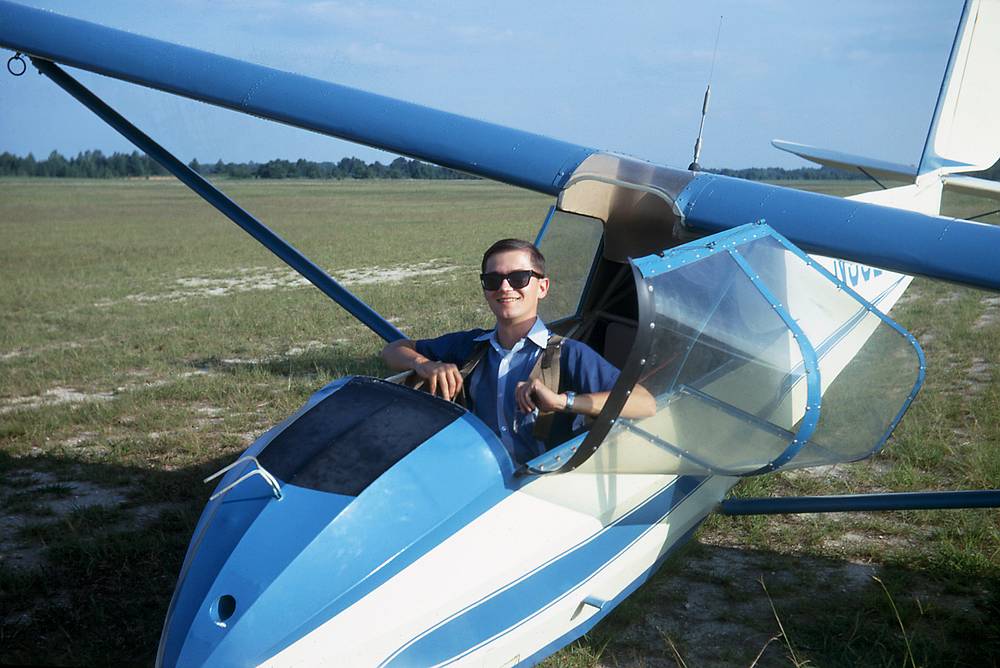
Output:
[
  {"xmin": 515, "ymin": 377, "xmax": 566, "ymax": 414},
  {"xmin": 382, "ymin": 340, "xmax": 463, "ymax": 402},
  {"xmin": 414, "ymin": 360, "xmax": 463, "ymax": 401}
]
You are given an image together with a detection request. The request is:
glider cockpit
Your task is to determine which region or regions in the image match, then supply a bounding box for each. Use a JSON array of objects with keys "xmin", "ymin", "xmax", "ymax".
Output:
[{"xmin": 523, "ymin": 154, "xmax": 924, "ymax": 475}]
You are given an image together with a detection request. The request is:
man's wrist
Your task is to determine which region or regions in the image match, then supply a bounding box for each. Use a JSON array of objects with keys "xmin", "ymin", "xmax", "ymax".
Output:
[{"xmin": 562, "ymin": 391, "xmax": 576, "ymax": 413}]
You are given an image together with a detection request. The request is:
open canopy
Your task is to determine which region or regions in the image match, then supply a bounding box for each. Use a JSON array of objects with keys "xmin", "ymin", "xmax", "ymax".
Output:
[{"xmin": 546, "ymin": 222, "xmax": 925, "ymax": 476}]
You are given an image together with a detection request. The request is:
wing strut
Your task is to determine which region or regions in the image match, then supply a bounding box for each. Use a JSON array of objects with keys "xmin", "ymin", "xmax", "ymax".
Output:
[
  {"xmin": 720, "ymin": 489, "xmax": 1000, "ymax": 514},
  {"xmin": 29, "ymin": 57, "xmax": 405, "ymax": 344}
]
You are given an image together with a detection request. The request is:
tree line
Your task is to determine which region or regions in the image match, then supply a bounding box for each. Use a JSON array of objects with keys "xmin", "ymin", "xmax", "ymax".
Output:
[
  {"xmin": 2, "ymin": 149, "xmax": 997, "ymax": 182},
  {"xmin": 705, "ymin": 166, "xmax": 865, "ymax": 180},
  {"xmin": 0, "ymin": 150, "xmax": 473, "ymax": 180}
]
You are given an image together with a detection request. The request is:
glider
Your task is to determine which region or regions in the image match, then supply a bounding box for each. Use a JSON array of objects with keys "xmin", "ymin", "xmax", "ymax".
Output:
[{"xmin": 2, "ymin": 1, "xmax": 998, "ymax": 665}]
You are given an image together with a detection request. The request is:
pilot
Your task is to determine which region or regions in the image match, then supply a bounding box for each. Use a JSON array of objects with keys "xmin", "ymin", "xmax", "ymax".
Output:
[{"xmin": 382, "ymin": 238, "xmax": 655, "ymax": 463}]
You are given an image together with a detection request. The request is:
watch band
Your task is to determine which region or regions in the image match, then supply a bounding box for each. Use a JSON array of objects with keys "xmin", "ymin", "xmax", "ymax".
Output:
[{"xmin": 563, "ymin": 391, "xmax": 576, "ymax": 412}]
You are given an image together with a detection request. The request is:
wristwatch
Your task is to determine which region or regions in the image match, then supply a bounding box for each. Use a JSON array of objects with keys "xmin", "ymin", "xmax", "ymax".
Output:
[{"xmin": 563, "ymin": 391, "xmax": 576, "ymax": 413}]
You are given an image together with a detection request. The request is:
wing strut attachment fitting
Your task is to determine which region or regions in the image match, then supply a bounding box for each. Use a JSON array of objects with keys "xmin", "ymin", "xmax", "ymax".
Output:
[{"xmin": 28, "ymin": 57, "xmax": 405, "ymax": 344}]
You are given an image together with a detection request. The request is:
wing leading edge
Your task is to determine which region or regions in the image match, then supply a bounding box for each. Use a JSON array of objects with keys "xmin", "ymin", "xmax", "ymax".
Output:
[{"xmin": 0, "ymin": 0, "xmax": 594, "ymax": 195}]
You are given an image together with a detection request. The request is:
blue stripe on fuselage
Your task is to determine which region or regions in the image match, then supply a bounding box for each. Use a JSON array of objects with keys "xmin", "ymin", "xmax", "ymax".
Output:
[
  {"xmin": 519, "ymin": 520, "xmax": 703, "ymax": 667},
  {"xmin": 385, "ymin": 475, "xmax": 706, "ymax": 666}
]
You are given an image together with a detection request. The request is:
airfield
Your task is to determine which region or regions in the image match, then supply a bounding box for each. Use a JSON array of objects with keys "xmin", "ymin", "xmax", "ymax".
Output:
[{"xmin": 1, "ymin": 177, "xmax": 998, "ymax": 666}]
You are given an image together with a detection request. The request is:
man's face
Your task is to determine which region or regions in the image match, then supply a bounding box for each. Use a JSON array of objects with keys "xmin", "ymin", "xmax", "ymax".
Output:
[{"xmin": 482, "ymin": 249, "xmax": 549, "ymax": 327}]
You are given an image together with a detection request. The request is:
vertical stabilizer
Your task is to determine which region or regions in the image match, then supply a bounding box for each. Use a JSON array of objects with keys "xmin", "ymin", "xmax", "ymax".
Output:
[{"xmin": 919, "ymin": 0, "xmax": 1000, "ymax": 176}]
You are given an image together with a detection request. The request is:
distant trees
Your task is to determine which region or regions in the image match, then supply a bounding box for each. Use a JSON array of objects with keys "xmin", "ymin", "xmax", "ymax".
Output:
[
  {"xmin": 5, "ymin": 149, "xmax": 997, "ymax": 182},
  {"xmin": 705, "ymin": 166, "xmax": 867, "ymax": 181},
  {"xmin": 0, "ymin": 150, "xmax": 473, "ymax": 180},
  {"xmin": 0, "ymin": 150, "xmax": 170, "ymax": 178}
]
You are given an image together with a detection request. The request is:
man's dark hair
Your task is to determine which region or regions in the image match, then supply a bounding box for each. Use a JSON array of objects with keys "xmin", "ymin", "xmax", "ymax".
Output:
[{"xmin": 481, "ymin": 238, "xmax": 546, "ymax": 275}]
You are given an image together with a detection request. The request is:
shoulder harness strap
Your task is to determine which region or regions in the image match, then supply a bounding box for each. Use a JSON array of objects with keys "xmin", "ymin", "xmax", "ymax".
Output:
[
  {"xmin": 460, "ymin": 339, "xmax": 490, "ymax": 377},
  {"xmin": 458, "ymin": 334, "xmax": 565, "ymax": 445},
  {"xmin": 457, "ymin": 339, "xmax": 490, "ymax": 408},
  {"xmin": 530, "ymin": 335, "xmax": 564, "ymax": 443}
]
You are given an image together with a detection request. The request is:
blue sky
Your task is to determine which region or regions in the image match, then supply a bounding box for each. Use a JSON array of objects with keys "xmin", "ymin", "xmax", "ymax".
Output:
[{"xmin": 0, "ymin": 1, "xmax": 964, "ymax": 169}]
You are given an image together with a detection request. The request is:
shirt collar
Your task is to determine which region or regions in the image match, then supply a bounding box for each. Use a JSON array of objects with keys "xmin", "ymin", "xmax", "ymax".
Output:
[
  {"xmin": 525, "ymin": 317, "xmax": 550, "ymax": 349},
  {"xmin": 473, "ymin": 317, "xmax": 550, "ymax": 349}
]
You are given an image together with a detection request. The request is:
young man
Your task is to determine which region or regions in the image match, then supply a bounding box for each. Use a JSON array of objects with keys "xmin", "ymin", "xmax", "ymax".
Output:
[{"xmin": 382, "ymin": 238, "xmax": 655, "ymax": 463}]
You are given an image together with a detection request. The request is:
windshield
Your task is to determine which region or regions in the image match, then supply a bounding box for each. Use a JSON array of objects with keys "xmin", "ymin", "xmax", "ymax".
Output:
[{"xmin": 257, "ymin": 377, "xmax": 466, "ymax": 495}]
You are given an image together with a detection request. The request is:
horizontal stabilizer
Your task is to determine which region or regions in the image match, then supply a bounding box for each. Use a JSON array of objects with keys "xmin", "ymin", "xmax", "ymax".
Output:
[
  {"xmin": 771, "ymin": 140, "xmax": 918, "ymax": 183},
  {"xmin": 775, "ymin": 1, "xmax": 1000, "ymax": 182},
  {"xmin": 942, "ymin": 174, "xmax": 1000, "ymax": 203}
]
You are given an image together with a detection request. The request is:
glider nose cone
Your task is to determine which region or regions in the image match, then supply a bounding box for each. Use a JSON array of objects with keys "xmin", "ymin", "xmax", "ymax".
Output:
[
  {"xmin": 156, "ymin": 481, "xmax": 354, "ymax": 667},
  {"xmin": 158, "ymin": 379, "xmax": 510, "ymax": 667}
]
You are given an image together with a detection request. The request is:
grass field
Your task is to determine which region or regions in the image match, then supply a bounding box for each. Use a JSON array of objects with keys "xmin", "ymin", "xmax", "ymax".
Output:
[{"xmin": 1, "ymin": 178, "xmax": 998, "ymax": 666}]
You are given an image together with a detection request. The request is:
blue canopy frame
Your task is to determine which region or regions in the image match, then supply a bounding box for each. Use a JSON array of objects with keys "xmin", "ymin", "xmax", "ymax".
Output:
[{"xmin": 528, "ymin": 222, "xmax": 926, "ymax": 476}]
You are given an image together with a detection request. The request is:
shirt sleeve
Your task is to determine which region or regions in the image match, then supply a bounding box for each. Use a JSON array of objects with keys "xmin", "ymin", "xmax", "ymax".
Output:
[
  {"xmin": 413, "ymin": 329, "xmax": 487, "ymax": 366},
  {"xmin": 560, "ymin": 340, "xmax": 620, "ymax": 394}
]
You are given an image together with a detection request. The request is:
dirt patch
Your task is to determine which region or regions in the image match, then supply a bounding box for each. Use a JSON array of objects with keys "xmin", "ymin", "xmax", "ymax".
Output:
[
  {"xmin": 596, "ymin": 543, "xmax": 882, "ymax": 667},
  {"xmin": 131, "ymin": 500, "xmax": 188, "ymax": 526},
  {"xmin": 892, "ymin": 290, "xmax": 915, "ymax": 307},
  {"xmin": 0, "ymin": 472, "xmax": 129, "ymax": 571},
  {"xmin": 45, "ymin": 479, "xmax": 129, "ymax": 516},
  {"xmin": 0, "ymin": 340, "xmax": 94, "ymax": 362},
  {"xmin": 1, "ymin": 370, "xmax": 212, "ymax": 415},
  {"xmin": 287, "ymin": 339, "xmax": 347, "ymax": 355},
  {"xmin": 782, "ymin": 463, "xmax": 851, "ymax": 482},
  {"xmin": 93, "ymin": 267, "xmax": 309, "ymax": 306},
  {"xmin": 973, "ymin": 296, "xmax": 1000, "ymax": 331},
  {"xmin": 62, "ymin": 431, "xmax": 98, "ymax": 447},
  {"xmin": 94, "ymin": 262, "xmax": 460, "ymax": 307},
  {"xmin": 821, "ymin": 529, "xmax": 919, "ymax": 553},
  {"xmin": 0, "ymin": 386, "xmax": 115, "ymax": 414},
  {"xmin": 0, "ymin": 470, "xmax": 182, "ymax": 574},
  {"xmin": 219, "ymin": 339, "xmax": 347, "ymax": 367},
  {"xmin": 232, "ymin": 431, "xmax": 264, "ymax": 446},
  {"xmin": 220, "ymin": 355, "xmax": 268, "ymax": 365},
  {"xmin": 961, "ymin": 357, "xmax": 992, "ymax": 395},
  {"xmin": 336, "ymin": 260, "xmax": 458, "ymax": 285},
  {"xmin": 934, "ymin": 291, "xmax": 965, "ymax": 306}
]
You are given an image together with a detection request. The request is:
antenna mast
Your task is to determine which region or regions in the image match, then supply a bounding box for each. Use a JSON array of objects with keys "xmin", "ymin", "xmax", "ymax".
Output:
[{"xmin": 689, "ymin": 16, "xmax": 723, "ymax": 172}]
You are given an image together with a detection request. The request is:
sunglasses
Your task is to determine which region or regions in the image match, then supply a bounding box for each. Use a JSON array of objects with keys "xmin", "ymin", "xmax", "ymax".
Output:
[{"xmin": 480, "ymin": 269, "xmax": 545, "ymax": 291}]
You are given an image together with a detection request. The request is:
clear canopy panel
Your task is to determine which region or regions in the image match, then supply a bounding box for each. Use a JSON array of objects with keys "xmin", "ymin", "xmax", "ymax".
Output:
[
  {"xmin": 578, "ymin": 223, "xmax": 923, "ymax": 477},
  {"xmin": 535, "ymin": 209, "xmax": 605, "ymax": 324}
]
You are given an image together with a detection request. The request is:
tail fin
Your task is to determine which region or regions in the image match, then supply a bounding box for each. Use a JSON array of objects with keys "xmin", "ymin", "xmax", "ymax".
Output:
[
  {"xmin": 773, "ymin": 0, "xmax": 1000, "ymax": 203},
  {"xmin": 920, "ymin": 0, "xmax": 1000, "ymax": 176}
]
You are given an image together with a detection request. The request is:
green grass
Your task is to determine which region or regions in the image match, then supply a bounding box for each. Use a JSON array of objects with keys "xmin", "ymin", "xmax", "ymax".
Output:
[{"xmin": 1, "ymin": 178, "xmax": 998, "ymax": 666}]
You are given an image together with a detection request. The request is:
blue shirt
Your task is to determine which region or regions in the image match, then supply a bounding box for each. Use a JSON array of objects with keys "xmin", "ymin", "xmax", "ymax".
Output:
[{"xmin": 414, "ymin": 319, "xmax": 620, "ymax": 463}]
